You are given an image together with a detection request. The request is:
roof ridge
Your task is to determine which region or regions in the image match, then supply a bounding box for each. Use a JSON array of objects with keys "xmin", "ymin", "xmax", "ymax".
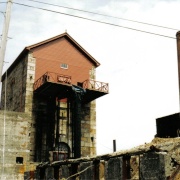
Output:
[{"xmin": 26, "ymin": 32, "xmax": 68, "ymax": 50}]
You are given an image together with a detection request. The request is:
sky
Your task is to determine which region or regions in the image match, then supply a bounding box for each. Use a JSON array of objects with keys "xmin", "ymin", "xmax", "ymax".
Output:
[{"xmin": 0, "ymin": 0, "xmax": 180, "ymax": 155}]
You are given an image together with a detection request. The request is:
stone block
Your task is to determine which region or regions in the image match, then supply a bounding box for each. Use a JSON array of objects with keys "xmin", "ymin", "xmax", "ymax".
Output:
[
  {"xmin": 140, "ymin": 152, "xmax": 166, "ymax": 180},
  {"xmin": 99, "ymin": 160, "xmax": 105, "ymax": 179},
  {"xmin": 59, "ymin": 165, "xmax": 70, "ymax": 179},
  {"xmin": 45, "ymin": 167, "xmax": 54, "ymax": 180},
  {"xmin": 81, "ymin": 147, "xmax": 90, "ymax": 157},
  {"xmin": 79, "ymin": 161, "xmax": 94, "ymax": 180},
  {"xmin": 105, "ymin": 157, "xmax": 123, "ymax": 180}
]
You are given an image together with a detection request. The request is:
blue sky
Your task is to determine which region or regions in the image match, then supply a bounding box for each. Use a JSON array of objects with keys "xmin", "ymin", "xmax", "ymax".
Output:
[{"xmin": 0, "ymin": 0, "xmax": 180, "ymax": 155}]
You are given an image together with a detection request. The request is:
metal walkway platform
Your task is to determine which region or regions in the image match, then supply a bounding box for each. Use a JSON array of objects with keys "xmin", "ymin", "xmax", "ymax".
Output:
[{"xmin": 33, "ymin": 72, "xmax": 109, "ymax": 103}]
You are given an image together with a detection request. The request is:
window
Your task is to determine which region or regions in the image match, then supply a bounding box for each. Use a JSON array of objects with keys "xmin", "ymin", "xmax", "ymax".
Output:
[
  {"xmin": 61, "ymin": 63, "xmax": 68, "ymax": 69},
  {"xmin": 16, "ymin": 157, "xmax": 23, "ymax": 164}
]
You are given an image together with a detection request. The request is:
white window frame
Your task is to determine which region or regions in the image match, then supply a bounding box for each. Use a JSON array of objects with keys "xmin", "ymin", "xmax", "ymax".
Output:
[{"xmin": 61, "ymin": 63, "xmax": 68, "ymax": 69}]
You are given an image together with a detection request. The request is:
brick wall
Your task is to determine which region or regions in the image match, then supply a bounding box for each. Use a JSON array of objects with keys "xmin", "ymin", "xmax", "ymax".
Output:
[{"xmin": 32, "ymin": 37, "xmax": 94, "ymax": 85}]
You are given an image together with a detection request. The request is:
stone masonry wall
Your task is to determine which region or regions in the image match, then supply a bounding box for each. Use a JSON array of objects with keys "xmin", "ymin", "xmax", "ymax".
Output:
[
  {"xmin": 81, "ymin": 101, "xmax": 96, "ymax": 157},
  {"xmin": 24, "ymin": 52, "xmax": 36, "ymax": 114},
  {"xmin": 0, "ymin": 111, "xmax": 37, "ymax": 179},
  {"xmin": 1, "ymin": 55, "xmax": 28, "ymax": 112},
  {"xmin": 1, "ymin": 51, "xmax": 36, "ymax": 115},
  {"xmin": 36, "ymin": 99, "xmax": 97, "ymax": 160}
]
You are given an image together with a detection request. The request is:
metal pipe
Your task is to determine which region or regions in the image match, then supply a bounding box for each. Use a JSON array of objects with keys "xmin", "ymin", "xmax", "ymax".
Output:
[{"xmin": 113, "ymin": 139, "xmax": 116, "ymax": 152}]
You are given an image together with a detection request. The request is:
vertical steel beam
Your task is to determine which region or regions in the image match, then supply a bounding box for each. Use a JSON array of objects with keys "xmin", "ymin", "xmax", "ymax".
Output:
[
  {"xmin": 56, "ymin": 100, "xmax": 60, "ymax": 157},
  {"xmin": 73, "ymin": 97, "xmax": 81, "ymax": 158},
  {"xmin": 46, "ymin": 96, "xmax": 56, "ymax": 161},
  {"xmin": 71, "ymin": 86, "xmax": 85, "ymax": 158}
]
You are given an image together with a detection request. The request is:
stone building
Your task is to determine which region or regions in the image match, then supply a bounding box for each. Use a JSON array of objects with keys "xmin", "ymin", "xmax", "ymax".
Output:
[{"xmin": 0, "ymin": 32, "xmax": 108, "ymax": 178}]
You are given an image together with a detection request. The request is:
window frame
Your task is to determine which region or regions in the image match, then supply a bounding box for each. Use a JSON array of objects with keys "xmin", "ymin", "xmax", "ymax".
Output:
[{"xmin": 60, "ymin": 63, "xmax": 68, "ymax": 69}]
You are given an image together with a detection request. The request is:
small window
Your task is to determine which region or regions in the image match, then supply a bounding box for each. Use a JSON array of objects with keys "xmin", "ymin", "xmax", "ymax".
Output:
[
  {"xmin": 16, "ymin": 157, "xmax": 23, "ymax": 164},
  {"xmin": 61, "ymin": 63, "xmax": 68, "ymax": 69}
]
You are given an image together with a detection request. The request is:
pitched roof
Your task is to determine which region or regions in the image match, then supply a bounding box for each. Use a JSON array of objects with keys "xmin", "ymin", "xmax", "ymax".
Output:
[{"xmin": 2, "ymin": 32, "xmax": 100, "ymax": 81}]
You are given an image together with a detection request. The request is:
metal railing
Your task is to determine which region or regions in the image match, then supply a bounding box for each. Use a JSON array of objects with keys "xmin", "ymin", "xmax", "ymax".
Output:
[
  {"xmin": 82, "ymin": 79, "xmax": 109, "ymax": 93},
  {"xmin": 34, "ymin": 72, "xmax": 71, "ymax": 91},
  {"xmin": 33, "ymin": 72, "xmax": 108, "ymax": 93}
]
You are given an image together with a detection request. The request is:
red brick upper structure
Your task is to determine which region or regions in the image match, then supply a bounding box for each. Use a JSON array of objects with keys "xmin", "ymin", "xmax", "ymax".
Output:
[{"xmin": 24, "ymin": 32, "xmax": 99, "ymax": 83}]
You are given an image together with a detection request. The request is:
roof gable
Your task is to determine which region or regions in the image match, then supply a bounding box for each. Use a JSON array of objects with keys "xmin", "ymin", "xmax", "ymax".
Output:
[
  {"xmin": 2, "ymin": 32, "xmax": 100, "ymax": 81},
  {"xmin": 26, "ymin": 32, "xmax": 100, "ymax": 67}
]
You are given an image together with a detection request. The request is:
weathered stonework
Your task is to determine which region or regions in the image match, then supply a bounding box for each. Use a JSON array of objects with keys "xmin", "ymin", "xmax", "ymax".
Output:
[
  {"xmin": 79, "ymin": 161, "xmax": 94, "ymax": 179},
  {"xmin": 140, "ymin": 153, "xmax": 166, "ymax": 179},
  {"xmin": 0, "ymin": 111, "xmax": 38, "ymax": 179},
  {"xmin": 1, "ymin": 52, "xmax": 97, "ymax": 161},
  {"xmin": 0, "ymin": 33, "xmax": 107, "ymax": 178},
  {"xmin": 25, "ymin": 53, "xmax": 36, "ymax": 115},
  {"xmin": 81, "ymin": 101, "xmax": 96, "ymax": 157},
  {"xmin": 105, "ymin": 157, "xmax": 123, "ymax": 180},
  {"xmin": 34, "ymin": 138, "xmax": 180, "ymax": 179},
  {"xmin": 1, "ymin": 55, "xmax": 28, "ymax": 112}
]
